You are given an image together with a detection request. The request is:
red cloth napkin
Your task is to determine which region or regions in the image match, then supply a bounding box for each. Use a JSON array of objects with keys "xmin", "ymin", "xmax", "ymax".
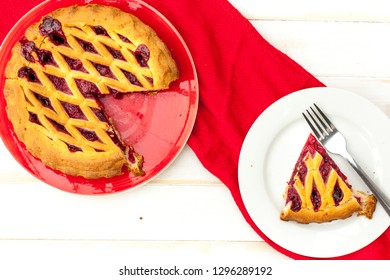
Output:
[{"xmin": 1, "ymin": 0, "xmax": 389, "ymax": 259}]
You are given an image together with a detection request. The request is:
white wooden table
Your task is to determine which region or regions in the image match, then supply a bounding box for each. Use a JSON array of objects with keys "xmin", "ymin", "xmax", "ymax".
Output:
[{"xmin": 1, "ymin": 0, "xmax": 390, "ymax": 277}]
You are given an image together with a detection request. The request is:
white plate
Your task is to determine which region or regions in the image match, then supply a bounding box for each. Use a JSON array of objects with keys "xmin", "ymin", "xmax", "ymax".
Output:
[{"xmin": 238, "ymin": 87, "xmax": 390, "ymax": 258}]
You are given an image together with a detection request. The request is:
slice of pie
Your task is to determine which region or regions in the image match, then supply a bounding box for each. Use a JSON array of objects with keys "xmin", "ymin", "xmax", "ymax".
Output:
[
  {"xmin": 280, "ymin": 134, "xmax": 377, "ymax": 224},
  {"xmin": 4, "ymin": 4, "xmax": 179, "ymax": 179}
]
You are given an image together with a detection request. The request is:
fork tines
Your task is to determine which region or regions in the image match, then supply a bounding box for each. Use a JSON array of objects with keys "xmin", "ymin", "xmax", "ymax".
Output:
[{"xmin": 302, "ymin": 103, "xmax": 336, "ymax": 141}]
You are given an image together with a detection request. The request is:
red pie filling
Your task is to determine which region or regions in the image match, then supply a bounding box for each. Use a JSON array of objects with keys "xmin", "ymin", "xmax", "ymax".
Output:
[
  {"xmin": 77, "ymin": 128, "xmax": 100, "ymax": 142},
  {"xmin": 76, "ymin": 38, "xmax": 98, "ymax": 53},
  {"xmin": 20, "ymin": 37, "xmax": 35, "ymax": 62},
  {"xmin": 119, "ymin": 34, "xmax": 131, "ymax": 43},
  {"xmin": 310, "ymin": 183, "xmax": 321, "ymax": 212},
  {"xmin": 34, "ymin": 92, "xmax": 53, "ymax": 110},
  {"xmin": 49, "ymin": 118, "xmax": 69, "ymax": 135},
  {"xmin": 286, "ymin": 186, "xmax": 302, "ymax": 212},
  {"xmin": 46, "ymin": 74, "xmax": 72, "ymax": 95},
  {"xmin": 91, "ymin": 108, "xmax": 108, "ymax": 122},
  {"xmin": 20, "ymin": 37, "xmax": 57, "ymax": 66},
  {"xmin": 332, "ymin": 181, "xmax": 344, "ymax": 206},
  {"xmin": 66, "ymin": 143, "xmax": 82, "ymax": 153},
  {"xmin": 63, "ymin": 56, "xmax": 87, "ymax": 72},
  {"xmin": 107, "ymin": 87, "xmax": 125, "ymax": 99},
  {"xmin": 297, "ymin": 163, "xmax": 307, "ymax": 185},
  {"xmin": 106, "ymin": 45, "xmax": 125, "ymax": 60},
  {"xmin": 92, "ymin": 63, "xmax": 116, "ymax": 79},
  {"xmin": 36, "ymin": 49, "xmax": 56, "ymax": 66},
  {"xmin": 39, "ymin": 16, "xmax": 68, "ymax": 46},
  {"xmin": 28, "ymin": 112, "xmax": 41, "ymax": 125},
  {"xmin": 61, "ymin": 101, "xmax": 87, "ymax": 120},
  {"xmin": 134, "ymin": 44, "xmax": 150, "ymax": 67},
  {"xmin": 74, "ymin": 79, "xmax": 100, "ymax": 99},
  {"xmin": 122, "ymin": 70, "xmax": 142, "ymax": 87},
  {"xmin": 17, "ymin": 66, "xmax": 41, "ymax": 83},
  {"xmin": 91, "ymin": 25, "xmax": 109, "ymax": 36}
]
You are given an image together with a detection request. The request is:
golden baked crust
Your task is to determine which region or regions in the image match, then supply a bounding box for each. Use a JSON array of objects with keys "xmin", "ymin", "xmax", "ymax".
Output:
[
  {"xmin": 354, "ymin": 190, "xmax": 377, "ymax": 219},
  {"xmin": 280, "ymin": 134, "xmax": 377, "ymax": 224},
  {"xmin": 4, "ymin": 4, "xmax": 179, "ymax": 178}
]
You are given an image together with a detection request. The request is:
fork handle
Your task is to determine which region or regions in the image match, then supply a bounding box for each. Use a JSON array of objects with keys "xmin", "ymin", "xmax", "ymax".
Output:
[{"xmin": 344, "ymin": 153, "xmax": 390, "ymax": 217}]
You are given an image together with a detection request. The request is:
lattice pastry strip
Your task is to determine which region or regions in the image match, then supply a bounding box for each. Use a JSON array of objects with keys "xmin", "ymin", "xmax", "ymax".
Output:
[{"xmin": 4, "ymin": 5, "xmax": 179, "ymax": 179}]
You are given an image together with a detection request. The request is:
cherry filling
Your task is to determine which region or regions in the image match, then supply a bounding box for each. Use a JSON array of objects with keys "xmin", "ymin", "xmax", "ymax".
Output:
[
  {"xmin": 46, "ymin": 74, "xmax": 72, "ymax": 95},
  {"xmin": 39, "ymin": 16, "xmax": 68, "ymax": 46},
  {"xmin": 286, "ymin": 185, "xmax": 302, "ymax": 212},
  {"xmin": 119, "ymin": 34, "xmax": 131, "ymax": 43},
  {"xmin": 332, "ymin": 181, "xmax": 344, "ymax": 206},
  {"xmin": 76, "ymin": 38, "xmax": 97, "ymax": 53},
  {"xmin": 20, "ymin": 37, "xmax": 35, "ymax": 62},
  {"xmin": 78, "ymin": 128, "xmax": 100, "ymax": 142},
  {"xmin": 20, "ymin": 37, "xmax": 57, "ymax": 66},
  {"xmin": 93, "ymin": 100, "xmax": 128, "ymax": 153},
  {"xmin": 107, "ymin": 129, "xmax": 126, "ymax": 151},
  {"xmin": 34, "ymin": 92, "xmax": 53, "ymax": 110},
  {"xmin": 107, "ymin": 87, "xmax": 124, "ymax": 99},
  {"xmin": 126, "ymin": 147, "xmax": 136, "ymax": 163},
  {"xmin": 29, "ymin": 112, "xmax": 41, "ymax": 125},
  {"xmin": 63, "ymin": 55, "xmax": 87, "ymax": 72},
  {"xmin": 66, "ymin": 143, "xmax": 82, "ymax": 152},
  {"xmin": 144, "ymin": 76, "xmax": 154, "ymax": 85},
  {"xmin": 91, "ymin": 108, "xmax": 108, "ymax": 122},
  {"xmin": 91, "ymin": 25, "xmax": 109, "ymax": 36},
  {"xmin": 75, "ymin": 79, "xmax": 101, "ymax": 99},
  {"xmin": 37, "ymin": 49, "xmax": 56, "ymax": 66},
  {"xmin": 310, "ymin": 183, "xmax": 322, "ymax": 211},
  {"xmin": 319, "ymin": 159, "xmax": 332, "ymax": 183},
  {"xmin": 92, "ymin": 63, "xmax": 116, "ymax": 79},
  {"xmin": 106, "ymin": 45, "xmax": 125, "ymax": 60},
  {"xmin": 134, "ymin": 44, "xmax": 150, "ymax": 67},
  {"xmin": 61, "ymin": 101, "xmax": 86, "ymax": 120},
  {"xmin": 18, "ymin": 67, "xmax": 41, "ymax": 83},
  {"xmin": 297, "ymin": 163, "xmax": 307, "ymax": 185},
  {"xmin": 122, "ymin": 70, "xmax": 142, "ymax": 87},
  {"xmin": 49, "ymin": 118, "xmax": 69, "ymax": 135}
]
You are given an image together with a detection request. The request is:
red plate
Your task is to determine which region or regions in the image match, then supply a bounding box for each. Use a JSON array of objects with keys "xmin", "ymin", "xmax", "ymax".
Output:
[{"xmin": 0, "ymin": 0, "xmax": 198, "ymax": 194}]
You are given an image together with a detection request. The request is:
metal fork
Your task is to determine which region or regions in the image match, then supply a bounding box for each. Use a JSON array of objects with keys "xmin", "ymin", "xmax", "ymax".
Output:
[{"xmin": 303, "ymin": 103, "xmax": 390, "ymax": 217}]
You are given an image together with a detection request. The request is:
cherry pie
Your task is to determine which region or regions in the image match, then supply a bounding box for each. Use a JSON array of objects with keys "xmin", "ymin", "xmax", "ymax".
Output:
[
  {"xmin": 4, "ymin": 5, "xmax": 179, "ymax": 178},
  {"xmin": 280, "ymin": 134, "xmax": 377, "ymax": 224}
]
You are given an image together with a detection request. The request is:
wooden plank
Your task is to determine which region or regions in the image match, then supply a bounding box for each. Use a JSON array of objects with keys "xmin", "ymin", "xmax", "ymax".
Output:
[
  {"xmin": 319, "ymin": 77, "xmax": 390, "ymax": 117},
  {"xmin": 0, "ymin": 240, "xmax": 289, "ymax": 279},
  {"xmin": 229, "ymin": 0, "xmax": 390, "ymax": 22},
  {"xmin": 0, "ymin": 182, "xmax": 260, "ymax": 241},
  {"xmin": 251, "ymin": 20, "xmax": 390, "ymax": 78}
]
